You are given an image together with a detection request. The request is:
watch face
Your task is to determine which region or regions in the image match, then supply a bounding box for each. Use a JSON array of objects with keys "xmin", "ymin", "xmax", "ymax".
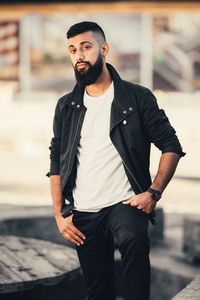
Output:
[
  {"xmin": 147, "ymin": 188, "xmax": 162, "ymax": 201},
  {"xmin": 152, "ymin": 191, "xmax": 161, "ymax": 201}
]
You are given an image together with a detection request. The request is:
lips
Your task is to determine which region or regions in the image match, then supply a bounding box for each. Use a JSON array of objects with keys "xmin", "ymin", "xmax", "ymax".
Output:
[{"xmin": 76, "ymin": 62, "xmax": 89, "ymax": 70}]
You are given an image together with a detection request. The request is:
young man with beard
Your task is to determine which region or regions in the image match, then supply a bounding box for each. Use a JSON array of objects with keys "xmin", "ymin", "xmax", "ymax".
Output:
[{"xmin": 47, "ymin": 22, "xmax": 185, "ymax": 300}]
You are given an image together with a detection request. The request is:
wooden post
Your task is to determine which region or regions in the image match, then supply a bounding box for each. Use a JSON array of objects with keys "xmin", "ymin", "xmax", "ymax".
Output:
[
  {"xmin": 139, "ymin": 13, "xmax": 153, "ymax": 90},
  {"xmin": 19, "ymin": 15, "xmax": 31, "ymax": 92}
]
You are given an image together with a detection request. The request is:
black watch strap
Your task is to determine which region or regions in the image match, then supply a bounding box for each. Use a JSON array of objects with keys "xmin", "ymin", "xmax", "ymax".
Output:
[
  {"xmin": 147, "ymin": 188, "xmax": 162, "ymax": 202},
  {"xmin": 60, "ymin": 203, "xmax": 74, "ymax": 218}
]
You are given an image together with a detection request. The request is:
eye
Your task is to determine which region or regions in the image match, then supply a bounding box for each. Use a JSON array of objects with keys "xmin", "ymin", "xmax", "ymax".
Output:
[
  {"xmin": 69, "ymin": 48, "xmax": 76, "ymax": 54},
  {"xmin": 82, "ymin": 44, "xmax": 92, "ymax": 51}
]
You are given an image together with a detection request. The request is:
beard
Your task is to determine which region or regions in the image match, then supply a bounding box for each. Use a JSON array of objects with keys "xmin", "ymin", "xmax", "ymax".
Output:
[{"xmin": 74, "ymin": 53, "xmax": 103, "ymax": 86}]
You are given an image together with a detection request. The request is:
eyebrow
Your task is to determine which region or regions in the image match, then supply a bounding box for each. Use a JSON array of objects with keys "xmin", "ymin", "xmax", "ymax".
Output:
[{"xmin": 68, "ymin": 41, "xmax": 93, "ymax": 49}]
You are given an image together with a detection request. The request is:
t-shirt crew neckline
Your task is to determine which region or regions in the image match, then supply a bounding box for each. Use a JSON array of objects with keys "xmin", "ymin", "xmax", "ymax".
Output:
[{"xmin": 84, "ymin": 81, "xmax": 114, "ymax": 101}]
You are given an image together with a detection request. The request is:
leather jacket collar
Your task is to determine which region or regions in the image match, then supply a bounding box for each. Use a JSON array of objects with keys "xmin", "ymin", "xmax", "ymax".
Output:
[{"xmin": 66, "ymin": 63, "xmax": 137, "ymax": 131}]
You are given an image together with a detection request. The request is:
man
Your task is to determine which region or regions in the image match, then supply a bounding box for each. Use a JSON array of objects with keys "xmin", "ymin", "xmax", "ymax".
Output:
[{"xmin": 47, "ymin": 21, "xmax": 185, "ymax": 300}]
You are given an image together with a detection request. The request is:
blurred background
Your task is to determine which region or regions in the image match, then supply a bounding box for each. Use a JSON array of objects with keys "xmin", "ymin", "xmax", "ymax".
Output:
[
  {"xmin": 0, "ymin": 1, "xmax": 200, "ymax": 300},
  {"xmin": 0, "ymin": 1, "xmax": 200, "ymax": 206}
]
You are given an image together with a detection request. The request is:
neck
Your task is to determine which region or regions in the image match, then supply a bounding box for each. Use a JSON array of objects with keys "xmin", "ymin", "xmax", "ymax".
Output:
[{"xmin": 85, "ymin": 64, "xmax": 112, "ymax": 97}]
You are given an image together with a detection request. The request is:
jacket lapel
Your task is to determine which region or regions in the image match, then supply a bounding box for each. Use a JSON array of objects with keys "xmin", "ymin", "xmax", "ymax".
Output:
[
  {"xmin": 106, "ymin": 63, "xmax": 136, "ymax": 132},
  {"xmin": 65, "ymin": 83, "xmax": 85, "ymax": 110}
]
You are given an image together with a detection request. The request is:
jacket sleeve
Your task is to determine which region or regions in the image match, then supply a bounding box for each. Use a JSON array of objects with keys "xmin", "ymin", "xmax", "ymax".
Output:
[
  {"xmin": 46, "ymin": 99, "xmax": 62, "ymax": 177},
  {"xmin": 138, "ymin": 89, "xmax": 186, "ymax": 157}
]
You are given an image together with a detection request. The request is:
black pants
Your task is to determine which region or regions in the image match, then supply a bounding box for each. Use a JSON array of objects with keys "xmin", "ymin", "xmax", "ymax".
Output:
[{"xmin": 73, "ymin": 202, "xmax": 150, "ymax": 300}]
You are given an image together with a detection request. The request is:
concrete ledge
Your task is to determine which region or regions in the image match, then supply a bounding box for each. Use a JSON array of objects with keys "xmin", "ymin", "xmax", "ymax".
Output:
[
  {"xmin": 183, "ymin": 216, "xmax": 200, "ymax": 262},
  {"xmin": 172, "ymin": 275, "xmax": 200, "ymax": 300}
]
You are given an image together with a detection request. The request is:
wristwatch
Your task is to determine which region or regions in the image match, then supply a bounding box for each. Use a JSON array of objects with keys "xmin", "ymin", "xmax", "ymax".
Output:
[{"xmin": 147, "ymin": 188, "xmax": 162, "ymax": 202}]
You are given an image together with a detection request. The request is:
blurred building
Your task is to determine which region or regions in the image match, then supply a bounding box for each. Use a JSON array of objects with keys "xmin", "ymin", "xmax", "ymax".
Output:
[{"xmin": 0, "ymin": 1, "xmax": 200, "ymax": 93}]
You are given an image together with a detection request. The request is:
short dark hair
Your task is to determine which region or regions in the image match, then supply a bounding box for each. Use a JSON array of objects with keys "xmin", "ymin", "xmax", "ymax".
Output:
[{"xmin": 66, "ymin": 21, "xmax": 106, "ymax": 42}]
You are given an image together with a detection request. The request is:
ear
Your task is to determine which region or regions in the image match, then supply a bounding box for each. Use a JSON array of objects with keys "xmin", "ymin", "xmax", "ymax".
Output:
[{"xmin": 101, "ymin": 42, "xmax": 109, "ymax": 58}]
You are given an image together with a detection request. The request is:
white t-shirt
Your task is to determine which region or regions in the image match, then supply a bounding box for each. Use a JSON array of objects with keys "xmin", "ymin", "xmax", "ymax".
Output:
[{"xmin": 73, "ymin": 82, "xmax": 135, "ymax": 212}]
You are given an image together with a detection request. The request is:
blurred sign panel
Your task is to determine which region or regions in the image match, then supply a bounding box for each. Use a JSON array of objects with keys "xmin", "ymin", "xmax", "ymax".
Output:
[{"xmin": 0, "ymin": 21, "xmax": 19, "ymax": 80}]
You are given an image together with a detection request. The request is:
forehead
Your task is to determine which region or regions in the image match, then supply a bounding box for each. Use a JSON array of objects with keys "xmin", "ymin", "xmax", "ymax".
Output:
[{"xmin": 68, "ymin": 31, "xmax": 98, "ymax": 47}]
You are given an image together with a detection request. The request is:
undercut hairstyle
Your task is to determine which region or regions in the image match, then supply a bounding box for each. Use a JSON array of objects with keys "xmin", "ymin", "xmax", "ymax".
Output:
[{"xmin": 66, "ymin": 21, "xmax": 106, "ymax": 44}]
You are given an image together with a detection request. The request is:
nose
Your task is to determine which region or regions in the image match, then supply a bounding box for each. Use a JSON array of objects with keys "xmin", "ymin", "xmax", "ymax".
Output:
[{"xmin": 76, "ymin": 49, "xmax": 85, "ymax": 62}]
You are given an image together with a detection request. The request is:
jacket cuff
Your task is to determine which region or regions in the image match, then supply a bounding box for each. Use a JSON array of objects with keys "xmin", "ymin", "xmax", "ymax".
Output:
[
  {"xmin": 46, "ymin": 171, "xmax": 60, "ymax": 177},
  {"xmin": 162, "ymin": 148, "xmax": 186, "ymax": 157},
  {"xmin": 46, "ymin": 160, "xmax": 60, "ymax": 177}
]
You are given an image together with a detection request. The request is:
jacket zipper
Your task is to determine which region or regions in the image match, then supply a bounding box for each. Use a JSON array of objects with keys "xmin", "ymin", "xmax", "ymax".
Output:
[
  {"xmin": 62, "ymin": 108, "xmax": 84, "ymax": 191},
  {"xmin": 110, "ymin": 119, "xmax": 156, "ymax": 224},
  {"xmin": 110, "ymin": 118, "xmax": 143, "ymax": 193},
  {"xmin": 121, "ymin": 157, "xmax": 143, "ymax": 193},
  {"xmin": 65, "ymin": 115, "xmax": 75, "ymax": 157},
  {"xmin": 121, "ymin": 153, "xmax": 156, "ymax": 224}
]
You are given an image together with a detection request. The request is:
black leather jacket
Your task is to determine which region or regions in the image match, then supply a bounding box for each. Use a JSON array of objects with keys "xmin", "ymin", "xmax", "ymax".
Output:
[{"xmin": 47, "ymin": 63, "xmax": 185, "ymax": 213}]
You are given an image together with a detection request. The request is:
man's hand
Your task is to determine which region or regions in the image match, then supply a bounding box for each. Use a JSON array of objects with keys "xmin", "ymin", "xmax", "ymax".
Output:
[
  {"xmin": 55, "ymin": 214, "xmax": 86, "ymax": 247},
  {"xmin": 122, "ymin": 192, "xmax": 156, "ymax": 214}
]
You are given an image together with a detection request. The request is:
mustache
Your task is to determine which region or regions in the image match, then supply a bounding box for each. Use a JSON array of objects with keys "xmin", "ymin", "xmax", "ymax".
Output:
[{"xmin": 75, "ymin": 61, "xmax": 91, "ymax": 68}]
